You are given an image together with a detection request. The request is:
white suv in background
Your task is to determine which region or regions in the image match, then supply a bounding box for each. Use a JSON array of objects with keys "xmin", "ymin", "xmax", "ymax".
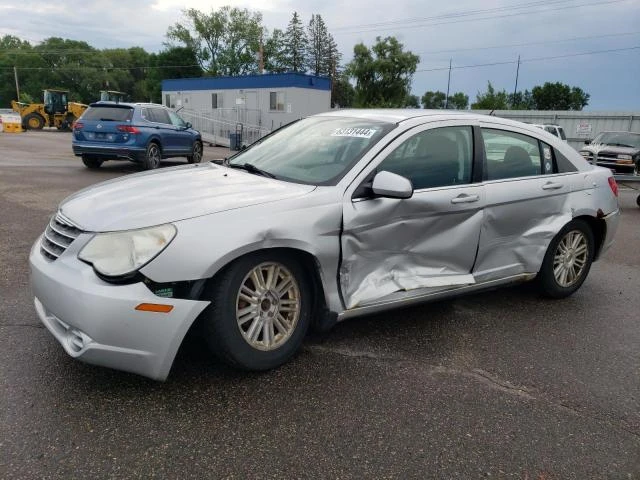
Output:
[{"xmin": 532, "ymin": 124, "xmax": 567, "ymax": 141}]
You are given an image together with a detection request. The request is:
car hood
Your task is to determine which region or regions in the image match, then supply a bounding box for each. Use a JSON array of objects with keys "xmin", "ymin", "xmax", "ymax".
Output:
[
  {"xmin": 581, "ymin": 144, "xmax": 639, "ymax": 155},
  {"xmin": 59, "ymin": 163, "xmax": 316, "ymax": 231}
]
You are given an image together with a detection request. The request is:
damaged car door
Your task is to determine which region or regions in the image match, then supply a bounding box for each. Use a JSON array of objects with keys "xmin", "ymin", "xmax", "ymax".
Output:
[
  {"xmin": 340, "ymin": 122, "xmax": 485, "ymax": 309},
  {"xmin": 472, "ymin": 125, "xmax": 572, "ymax": 281}
]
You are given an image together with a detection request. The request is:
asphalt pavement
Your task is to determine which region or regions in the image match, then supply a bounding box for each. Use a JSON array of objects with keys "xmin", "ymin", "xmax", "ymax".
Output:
[{"xmin": 1, "ymin": 130, "xmax": 639, "ymax": 479}]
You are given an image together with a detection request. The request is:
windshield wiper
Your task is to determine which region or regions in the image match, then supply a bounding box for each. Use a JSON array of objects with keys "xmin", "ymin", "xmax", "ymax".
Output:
[
  {"xmin": 228, "ymin": 162, "xmax": 277, "ymax": 179},
  {"xmin": 608, "ymin": 143, "xmax": 634, "ymax": 148}
]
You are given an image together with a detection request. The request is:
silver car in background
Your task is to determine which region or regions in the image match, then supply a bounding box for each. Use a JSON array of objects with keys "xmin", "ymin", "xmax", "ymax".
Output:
[{"xmin": 30, "ymin": 110, "xmax": 620, "ymax": 380}]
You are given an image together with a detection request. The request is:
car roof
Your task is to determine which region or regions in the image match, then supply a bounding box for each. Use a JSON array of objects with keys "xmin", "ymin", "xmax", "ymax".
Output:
[
  {"xmin": 316, "ymin": 109, "xmax": 546, "ymax": 130},
  {"xmin": 89, "ymin": 102, "xmax": 166, "ymax": 108},
  {"xmin": 317, "ymin": 109, "xmax": 475, "ymax": 123}
]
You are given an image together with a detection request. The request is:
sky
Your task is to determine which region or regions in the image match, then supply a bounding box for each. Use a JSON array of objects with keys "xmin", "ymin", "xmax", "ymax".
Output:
[{"xmin": 0, "ymin": 0, "xmax": 639, "ymax": 110}]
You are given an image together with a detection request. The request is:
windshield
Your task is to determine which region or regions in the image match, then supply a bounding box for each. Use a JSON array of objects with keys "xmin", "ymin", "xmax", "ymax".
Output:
[
  {"xmin": 228, "ymin": 116, "xmax": 395, "ymax": 185},
  {"xmin": 592, "ymin": 132, "xmax": 640, "ymax": 148}
]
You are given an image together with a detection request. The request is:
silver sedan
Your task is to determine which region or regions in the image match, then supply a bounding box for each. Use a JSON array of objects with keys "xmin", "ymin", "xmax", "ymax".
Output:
[{"xmin": 30, "ymin": 110, "xmax": 620, "ymax": 380}]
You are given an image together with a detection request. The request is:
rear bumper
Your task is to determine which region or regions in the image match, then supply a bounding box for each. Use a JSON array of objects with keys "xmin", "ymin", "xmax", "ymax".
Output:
[
  {"xmin": 72, "ymin": 143, "xmax": 146, "ymax": 161},
  {"xmin": 30, "ymin": 235, "xmax": 209, "ymax": 380},
  {"xmin": 597, "ymin": 209, "xmax": 620, "ymax": 260}
]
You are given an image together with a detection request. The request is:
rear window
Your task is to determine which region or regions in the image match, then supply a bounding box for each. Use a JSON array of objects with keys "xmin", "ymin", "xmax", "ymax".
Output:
[{"xmin": 82, "ymin": 106, "xmax": 133, "ymax": 122}]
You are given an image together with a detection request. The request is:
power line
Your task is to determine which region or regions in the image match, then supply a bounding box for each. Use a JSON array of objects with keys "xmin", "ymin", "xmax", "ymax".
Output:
[
  {"xmin": 415, "ymin": 31, "xmax": 640, "ymax": 56},
  {"xmin": 414, "ymin": 45, "xmax": 640, "ymax": 73},
  {"xmin": 334, "ymin": 0, "xmax": 630, "ymax": 35},
  {"xmin": 333, "ymin": 0, "xmax": 574, "ymax": 31}
]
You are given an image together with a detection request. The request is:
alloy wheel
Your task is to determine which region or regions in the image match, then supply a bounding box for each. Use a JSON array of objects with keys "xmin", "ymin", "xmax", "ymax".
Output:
[
  {"xmin": 552, "ymin": 230, "xmax": 589, "ymax": 287},
  {"xmin": 235, "ymin": 262, "xmax": 301, "ymax": 351}
]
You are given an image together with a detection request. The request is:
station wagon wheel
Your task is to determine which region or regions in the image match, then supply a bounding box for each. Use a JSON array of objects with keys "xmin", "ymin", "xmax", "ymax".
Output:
[
  {"xmin": 81, "ymin": 155, "xmax": 103, "ymax": 169},
  {"xmin": 188, "ymin": 141, "xmax": 203, "ymax": 164},
  {"xmin": 143, "ymin": 142, "xmax": 161, "ymax": 170},
  {"xmin": 538, "ymin": 219, "xmax": 594, "ymax": 298},
  {"xmin": 202, "ymin": 252, "xmax": 312, "ymax": 370}
]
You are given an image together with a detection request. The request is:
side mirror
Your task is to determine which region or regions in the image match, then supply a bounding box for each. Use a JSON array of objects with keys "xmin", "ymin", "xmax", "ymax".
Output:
[
  {"xmin": 372, "ymin": 171, "xmax": 413, "ymax": 199},
  {"xmin": 584, "ymin": 139, "xmax": 591, "ymax": 145},
  {"xmin": 185, "ymin": 122, "xmax": 192, "ymax": 129}
]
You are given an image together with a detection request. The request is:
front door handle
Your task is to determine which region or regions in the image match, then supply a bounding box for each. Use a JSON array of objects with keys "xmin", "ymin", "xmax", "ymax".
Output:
[
  {"xmin": 542, "ymin": 182, "xmax": 564, "ymax": 190},
  {"xmin": 451, "ymin": 194, "xmax": 480, "ymax": 204}
]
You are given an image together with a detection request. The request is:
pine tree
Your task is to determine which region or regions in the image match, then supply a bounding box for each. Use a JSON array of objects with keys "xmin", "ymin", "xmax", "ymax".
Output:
[{"xmin": 284, "ymin": 12, "xmax": 307, "ymax": 72}]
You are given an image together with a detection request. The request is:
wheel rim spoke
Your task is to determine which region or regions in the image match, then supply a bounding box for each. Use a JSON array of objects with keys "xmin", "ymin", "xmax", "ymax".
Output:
[
  {"xmin": 553, "ymin": 229, "xmax": 589, "ymax": 287},
  {"xmin": 236, "ymin": 262, "xmax": 301, "ymax": 351}
]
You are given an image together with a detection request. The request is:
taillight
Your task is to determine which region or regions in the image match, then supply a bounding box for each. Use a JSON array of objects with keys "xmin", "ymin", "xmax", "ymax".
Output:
[
  {"xmin": 607, "ymin": 177, "xmax": 618, "ymax": 197},
  {"xmin": 117, "ymin": 125, "xmax": 140, "ymax": 134},
  {"xmin": 73, "ymin": 122, "xmax": 83, "ymax": 130}
]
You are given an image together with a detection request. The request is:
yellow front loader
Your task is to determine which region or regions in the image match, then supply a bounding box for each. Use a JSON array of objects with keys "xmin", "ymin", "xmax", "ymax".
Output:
[{"xmin": 11, "ymin": 89, "xmax": 88, "ymax": 130}]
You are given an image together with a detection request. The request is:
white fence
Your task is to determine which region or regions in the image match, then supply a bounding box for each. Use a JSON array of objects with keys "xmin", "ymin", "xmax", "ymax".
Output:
[{"xmin": 179, "ymin": 109, "xmax": 271, "ymax": 148}]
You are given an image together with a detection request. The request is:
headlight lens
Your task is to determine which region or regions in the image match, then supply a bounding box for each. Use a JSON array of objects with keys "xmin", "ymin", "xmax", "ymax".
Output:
[
  {"xmin": 617, "ymin": 154, "xmax": 632, "ymax": 160},
  {"xmin": 78, "ymin": 224, "xmax": 176, "ymax": 277}
]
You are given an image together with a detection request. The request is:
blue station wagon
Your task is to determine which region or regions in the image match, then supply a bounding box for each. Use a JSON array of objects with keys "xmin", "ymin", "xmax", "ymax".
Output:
[{"xmin": 72, "ymin": 102, "xmax": 203, "ymax": 170}]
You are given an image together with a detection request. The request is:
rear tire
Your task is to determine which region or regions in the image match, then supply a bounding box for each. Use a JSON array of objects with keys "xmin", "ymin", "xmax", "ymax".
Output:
[
  {"xmin": 187, "ymin": 140, "xmax": 203, "ymax": 164},
  {"xmin": 201, "ymin": 251, "xmax": 312, "ymax": 371},
  {"xmin": 24, "ymin": 113, "xmax": 45, "ymax": 130},
  {"xmin": 143, "ymin": 142, "xmax": 161, "ymax": 170},
  {"xmin": 538, "ymin": 219, "xmax": 594, "ymax": 298},
  {"xmin": 81, "ymin": 155, "xmax": 103, "ymax": 169}
]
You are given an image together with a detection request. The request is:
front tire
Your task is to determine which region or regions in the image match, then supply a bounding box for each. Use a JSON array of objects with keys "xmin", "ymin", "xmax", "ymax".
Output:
[
  {"xmin": 143, "ymin": 142, "xmax": 161, "ymax": 170},
  {"xmin": 538, "ymin": 219, "xmax": 594, "ymax": 298},
  {"xmin": 202, "ymin": 252, "xmax": 312, "ymax": 371},
  {"xmin": 24, "ymin": 113, "xmax": 45, "ymax": 130},
  {"xmin": 81, "ymin": 155, "xmax": 103, "ymax": 169},
  {"xmin": 187, "ymin": 140, "xmax": 203, "ymax": 164}
]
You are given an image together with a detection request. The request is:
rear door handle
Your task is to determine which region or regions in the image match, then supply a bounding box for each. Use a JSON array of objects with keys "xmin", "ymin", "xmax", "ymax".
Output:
[
  {"xmin": 451, "ymin": 194, "xmax": 480, "ymax": 204},
  {"xmin": 542, "ymin": 182, "xmax": 564, "ymax": 190}
]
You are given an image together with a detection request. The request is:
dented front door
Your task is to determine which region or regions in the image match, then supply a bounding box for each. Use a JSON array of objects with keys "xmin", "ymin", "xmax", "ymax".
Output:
[{"xmin": 340, "ymin": 122, "xmax": 484, "ymax": 309}]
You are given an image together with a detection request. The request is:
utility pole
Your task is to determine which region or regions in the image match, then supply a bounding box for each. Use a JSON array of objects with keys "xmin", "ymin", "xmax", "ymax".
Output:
[
  {"xmin": 258, "ymin": 34, "xmax": 264, "ymax": 74},
  {"xmin": 14, "ymin": 66, "xmax": 20, "ymax": 101},
  {"xmin": 445, "ymin": 58, "xmax": 452, "ymax": 109},
  {"xmin": 513, "ymin": 55, "xmax": 521, "ymax": 101}
]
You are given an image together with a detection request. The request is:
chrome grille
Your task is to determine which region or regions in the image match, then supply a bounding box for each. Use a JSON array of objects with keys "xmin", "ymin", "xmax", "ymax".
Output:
[{"xmin": 40, "ymin": 214, "xmax": 83, "ymax": 261}]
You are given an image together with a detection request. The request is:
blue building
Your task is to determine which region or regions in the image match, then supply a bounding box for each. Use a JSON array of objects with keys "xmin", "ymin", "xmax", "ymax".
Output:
[{"xmin": 162, "ymin": 73, "xmax": 332, "ymax": 131}]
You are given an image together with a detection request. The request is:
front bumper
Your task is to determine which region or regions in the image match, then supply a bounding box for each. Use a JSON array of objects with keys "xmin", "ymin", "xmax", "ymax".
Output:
[{"xmin": 29, "ymin": 235, "xmax": 209, "ymax": 380}]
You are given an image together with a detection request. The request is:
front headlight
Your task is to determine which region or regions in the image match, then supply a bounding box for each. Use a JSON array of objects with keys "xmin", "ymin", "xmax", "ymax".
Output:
[
  {"xmin": 617, "ymin": 154, "xmax": 632, "ymax": 160},
  {"xmin": 78, "ymin": 224, "xmax": 176, "ymax": 278}
]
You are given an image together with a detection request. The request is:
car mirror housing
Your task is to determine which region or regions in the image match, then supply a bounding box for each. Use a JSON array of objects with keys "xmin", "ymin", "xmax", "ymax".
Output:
[
  {"xmin": 185, "ymin": 122, "xmax": 192, "ymax": 129},
  {"xmin": 584, "ymin": 139, "xmax": 591, "ymax": 145},
  {"xmin": 372, "ymin": 171, "xmax": 413, "ymax": 199}
]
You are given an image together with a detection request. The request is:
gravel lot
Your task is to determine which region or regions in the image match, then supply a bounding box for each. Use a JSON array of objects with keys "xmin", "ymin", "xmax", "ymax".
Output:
[{"xmin": 1, "ymin": 130, "xmax": 639, "ymax": 479}]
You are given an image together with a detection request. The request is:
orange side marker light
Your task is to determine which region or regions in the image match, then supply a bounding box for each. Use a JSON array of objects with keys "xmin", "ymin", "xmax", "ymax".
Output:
[{"xmin": 135, "ymin": 303, "xmax": 174, "ymax": 313}]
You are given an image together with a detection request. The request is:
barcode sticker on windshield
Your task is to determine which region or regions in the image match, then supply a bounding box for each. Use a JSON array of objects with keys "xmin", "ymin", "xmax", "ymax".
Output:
[{"xmin": 331, "ymin": 128, "xmax": 376, "ymax": 139}]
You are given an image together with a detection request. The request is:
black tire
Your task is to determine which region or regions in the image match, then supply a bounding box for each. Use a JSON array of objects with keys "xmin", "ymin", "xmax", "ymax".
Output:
[
  {"xmin": 636, "ymin": 194, "xmax": 640, "ymax": 208},
  {"xmin": 24, "ymin": 113, "xmax": 45, "ymax": 130},
  {"xmin": 143, "ymin": 142, "xmax": 162, "ymax": 170},
  {"xmin": 187, "ymin": 140, "xmax": 203, "ymax": 164},
  {"xmin": 538, "ymin": 219, "xmax": 595, "ymax": 299},
  {"xmin": 81, "ymin": 155, "xmax": 103, "ymax": 169},
  {"xmin": 201, "ymin": 251, "xmax": 312, "ymax": 371}
]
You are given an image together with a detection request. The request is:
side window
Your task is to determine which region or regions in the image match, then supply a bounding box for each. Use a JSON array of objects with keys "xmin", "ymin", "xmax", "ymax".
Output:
[
  {"xmin": 270, "ymin": 91, "xmax": 285, "ymax": 111},
  {"xmin": 378, "ymin": 126, "xmax": 473, "ymax": 190},
  {"xmin": 167, "ymin": 110, "xmax": 185, "ymax": 127},
  {"xmin": 482, "ymin": 129, "xmax": 542, "ymax": 180},
  {"xmin": 151, "ymin": 108, "xmax": 171, "ymax": 125},
  {"xmin": 554, "ymin": 148, "xmax": 578, "ymax": 172},
  {"xmin": 544, "ymin": 126, "xmax": 558, "ymax": 137},
  {"xmin": 141, "ymin": 108, "xmax": 149, "ymax": 121},
  {"xmin": 212, "ymin": 93, "xmax": 219, "ymax": 109}
]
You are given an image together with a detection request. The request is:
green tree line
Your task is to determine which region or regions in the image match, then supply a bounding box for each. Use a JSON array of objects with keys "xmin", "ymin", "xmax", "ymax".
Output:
[{"xmin": 0, "ymin": 5, "xmax": 589, "ymax": 112}]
